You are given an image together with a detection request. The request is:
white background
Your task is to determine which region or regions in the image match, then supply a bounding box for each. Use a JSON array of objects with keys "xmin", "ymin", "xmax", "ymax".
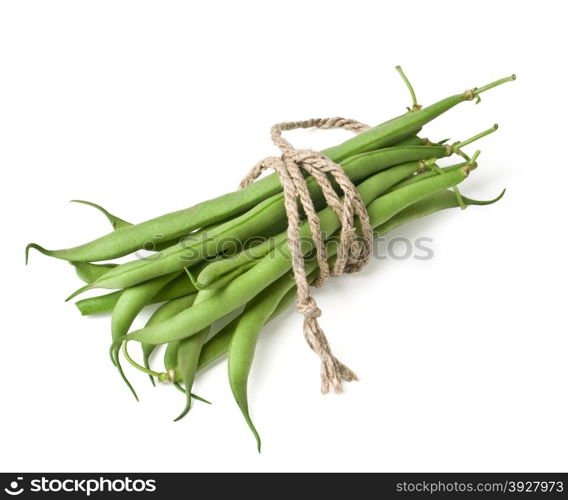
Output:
[{"xmin": 1, "ymin": 0, "xmax": 567, "ymax": 473}]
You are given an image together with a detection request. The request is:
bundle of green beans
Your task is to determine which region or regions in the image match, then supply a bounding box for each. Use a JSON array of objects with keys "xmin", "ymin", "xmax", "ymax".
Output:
[{"xmin": 27, "ymin": 68, "xmax": 514, "ymax": 450}]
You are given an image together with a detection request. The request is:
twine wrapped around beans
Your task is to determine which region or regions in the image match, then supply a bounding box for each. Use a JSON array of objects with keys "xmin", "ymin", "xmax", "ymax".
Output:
[
  {"xmin": 240, "ymin": 118, "xmax": 375, "ymax": 393},
  {"xmin": 26, "ymin": 67, "xmax": 515, "ymax": 449}
]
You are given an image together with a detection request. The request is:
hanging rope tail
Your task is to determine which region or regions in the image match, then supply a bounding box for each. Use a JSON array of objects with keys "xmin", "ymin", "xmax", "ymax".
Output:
[{"xmin": 240, "ymin": 118, "xmax": 374, "ymax": 393}]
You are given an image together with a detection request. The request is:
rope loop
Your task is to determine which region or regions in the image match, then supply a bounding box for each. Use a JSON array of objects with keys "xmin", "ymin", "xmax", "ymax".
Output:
[{"xmin": 240, "ymin": 117, "xmax": 373, "ymax": 393}]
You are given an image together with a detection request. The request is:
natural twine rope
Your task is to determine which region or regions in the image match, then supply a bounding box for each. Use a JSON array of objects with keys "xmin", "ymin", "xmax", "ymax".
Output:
[{"xmin": 240, "ymin": 118, "xmax": 374, "ymax": 394}]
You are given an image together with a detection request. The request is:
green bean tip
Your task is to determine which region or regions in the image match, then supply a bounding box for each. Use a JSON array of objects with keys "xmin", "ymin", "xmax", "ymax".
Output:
[
  {"xmin": 463, "ymin": 188, "xmax": 506, "ymax": 206},
  {"xmin": 173, "ymin": 404, "xmax": 191, "ymax": 422},
  {"xmin": 192, "ymin": 393, "xmax": 212, "ymax": 405},
  {"xmin": 75, "ymin": 303, "xmax": 89, "ymax": 316},
  {"xmin": 25, "ymin": 243, "xmax": 46, "ymax": 264},
  {"xmin": 65, "ymin": 283, "xmax": 93, "ymax": 302}
]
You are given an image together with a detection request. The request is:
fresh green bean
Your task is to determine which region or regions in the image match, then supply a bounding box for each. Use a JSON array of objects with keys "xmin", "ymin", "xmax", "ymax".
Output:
[
  {"xmin": 120, "ymin": 330, "xmax": 209, "ymax": 404},
  {"xmin": 111, "ymin": 272, "xmax": 180, "ymax": 399},
  {"xmin": 389, "ymin": 162, "xmax": 469, "ymax": 192},
  {"xmin": 71, "ymin": 199, "xmax": 224, "ymax": 252},
  {"xmin": 228, "ymin": 273, "xmax": 303, "ymax": 451},
  {"xmin": 68, "ymin": 201, "xmax": 125, "ymax": 283},
  {"xmin": 174, "ymin": 263, "xmax": 263, "ymax": 420},
  {"xmin": 391, "ymin": 135, "xmax": 423, "ymax": 147},
  {"xmin": 72, "ymin": 261, "xmax": 118, "ymax": 284},
  {"xmin": 68, "ymin": 201, "xmax": 125, "ymax": 282},
  {"xmin": 75, "ymin": 290, "xmax": 123, "ymax": 316},
  {"xmin": 324, "ymin": 74, "xmax": 514, "ymax": 161},
  {"xmin": 376, "ymin": 188, "xmax": 506, "ymax": 235},
  {"xmin": 23, "ymin": 68, "xmax": 515, "ymax": 451},
  {"xmin": 142, "ymin": 294, "xmax": 197, "ymax": 386},
  {"xmin": 174, "ymin": 331, "xmax": 208, "ymax": 419},
  {"xmin": 74, "ymin": 269, "xmax": 199, "ymax": 316},
  {"xmin": 163, "ymin": 342, "xmax": 179, "ymax": 376}
]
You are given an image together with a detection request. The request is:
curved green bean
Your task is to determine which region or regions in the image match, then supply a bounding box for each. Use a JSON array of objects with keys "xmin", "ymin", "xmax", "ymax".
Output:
[
  {"xmin": 174, "ymin": 263, "xmax": 262, "ymax": 420},
  {"xmin": 74, "ymin": 269, "xmax": 199, "ymax": 316},
  {"xmin": 324, "ymin": 74, "xmax": 514, "ymax": 161},
  {"xmin": 75, "ymin": 290, "xmax": 123, "ymax": 316},
  {"xmin": 72, "ymin": 261, "xmax": 118, "ymax": 284},
  {"xmin": 142, "ymin": 293, "xmax": 197, "ymax": 386},
  {"xmin": 376, "ymin": 188, "xmax": 506, "ymax": 235},
  {"xmin": 111, "ymin": 272, "xmax": 179, "ymax": 399},
  {"xmin": 228, "ymin": 265, "xmax": 322, "ymax": 451},
  {"xmin": 71, "ymin": 200, "xmax": 215, "ymax": 252}
]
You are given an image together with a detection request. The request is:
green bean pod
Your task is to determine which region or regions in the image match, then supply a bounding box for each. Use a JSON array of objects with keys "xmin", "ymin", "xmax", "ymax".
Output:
[
  {"xmin": 72, "ymin": 261, "xmax": 118, "ymax": 284},
  {"xmin": 176, "ymin": 271, "xmax": 260, "ymax": 421},
  {"xmin": 227, "ymin": 269, "xmax": 309, "ymax": 451},
  {"xmin": 388, "ymin": 162, "xmax": 469, "ymax": 191},
  {"xmin": 74, "ymin": 269, "xmax": 199, "ymax": 316},
  {"xmin": 392, "ymin": 135, "xmax": 425, "ymax": 147},
  {"xmin": 163, "ymin": 342, "xmax": 179, "ymax": 375},
  {"xmin": 111, "ymin": 272, "xmax": 180, "ymax": 399},
  {"xmin": 376, "ymin": 188, "xmax": 506, "ymax": 235},
  {"xmin": 142, "ymin": 293, "xmax": 197, "ymax": 385},
  {"xmin": 174, "ymin": 326, "xmax": 210, "ymax": 418},
  {"xmin": 75, "ymin": 290, "xmax": 123, "ymax": 316},
  {"xmin": 324, "ymin": 74, "xmax": 514, "ymax": 161}
]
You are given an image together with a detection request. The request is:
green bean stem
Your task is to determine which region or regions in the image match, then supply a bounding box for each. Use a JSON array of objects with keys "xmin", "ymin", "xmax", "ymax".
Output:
[{"xmin": 395, "ymin": 65, "xmax": 420, "ymax": 110}]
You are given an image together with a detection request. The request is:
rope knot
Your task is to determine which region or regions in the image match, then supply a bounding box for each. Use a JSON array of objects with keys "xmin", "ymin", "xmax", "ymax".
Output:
[
  {"xmin": 239, "ymin": 117, "xmax": 374, "ymax": 393},
  {"xmin": 283, "ymin": 148, "xmax": 321, "ymax": 165},
  {"xmin": 296, "ymin": 297, "xmax": 321, "ymax": 318}
]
